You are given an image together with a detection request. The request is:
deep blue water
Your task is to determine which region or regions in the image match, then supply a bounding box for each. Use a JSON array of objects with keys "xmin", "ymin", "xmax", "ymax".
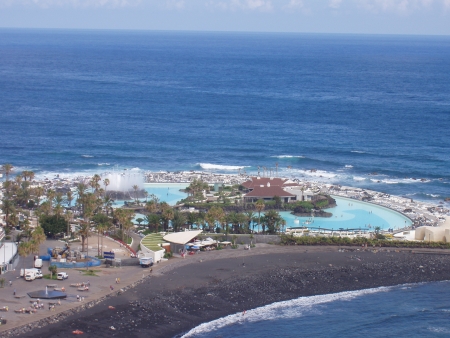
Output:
[
  {"xmin": 183, "ymin": 281, "xmax": 450, "ymax": 338},
  {"xmin": 0, "ymin": 29, "xmax": 449, "ymax": 204},
  {"xmin": 1, "ymin": 29, "xmax": 450, "ymax": 337}
]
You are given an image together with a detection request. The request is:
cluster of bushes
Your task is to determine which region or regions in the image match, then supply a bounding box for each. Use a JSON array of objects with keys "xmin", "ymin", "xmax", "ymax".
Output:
[{"xmin": 280, "ymin": 234, "xmax": 450, "ymax": 249}]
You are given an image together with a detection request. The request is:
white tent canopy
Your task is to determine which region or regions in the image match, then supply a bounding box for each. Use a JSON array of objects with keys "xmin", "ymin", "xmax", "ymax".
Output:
[{"xmin": 163, "ymin": 230, "xmax": 203, "ymax": 245}]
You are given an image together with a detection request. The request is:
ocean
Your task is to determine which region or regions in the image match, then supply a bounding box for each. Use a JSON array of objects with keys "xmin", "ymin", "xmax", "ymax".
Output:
[
  {"xmin": 0, "ymin": 29, "xmax": 449, "ymax": 205},
  {"xmin": 182, "ymin": 281, "xmax": 450, "ymax": 338},
  {"xmin": 1, "ymin": 29, "xmax": 449, "ymax": 336}
]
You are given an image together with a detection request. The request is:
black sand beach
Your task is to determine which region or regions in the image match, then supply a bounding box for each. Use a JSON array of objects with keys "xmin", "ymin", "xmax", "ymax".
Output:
[{"xmin": 7, "ymin": 245, "xmax": 450, "ymax": 338}]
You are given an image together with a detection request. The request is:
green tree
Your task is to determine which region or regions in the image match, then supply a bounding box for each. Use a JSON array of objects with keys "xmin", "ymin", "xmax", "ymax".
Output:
[
  {"xmin": 255, "ymin": 199, "xmax": 265, "ymax": 232},
  {"xmin": 273, "ymin": 195, "xmax": 283, "ymax": 209},
  {"xmin": 132, "ymin": 185, "xmax": 139, "ymax": 203},
  {"xmin": 1, "ymin": 199, "xmax": 15, "ymax": 227},
  {"xmin": 48, "ymin": 265, "xmax": 57, "ymax": 279},
  {"xmin": 39, "ymin": 215, "xmax": 68, "ymax": 237},
  {"xmin": 205, "ymin": 206, "xmax": 225, "ymax": 233},
  {"xmin": 30, "ymin": 226, "xmax": 46, "ymax": 255},
  {"xmin": 187, "ymin": 212, "xmax": 199, "ymax": 230},
  {"xmin": 78, "ymin": 222, "xmax": 90, "ymax": 254},
  {"xmin": 1, "ymin": 163, "xmax": 13, "ymax": 181},
  {"xmin": 161, "ymin": 207, "xmax": 174, "ymax": 232},
  {"xmin": 18, "ymin": 242, "xmax": 32, "ymax": 269},
  {"xmin": 145, "ymin": 213, "xmax": 161, "ymax": 233},
  {"xmin": 171, "ymin": 210, "xmax": 186, "ymax": 232},
  {"xmin": 263, "ymin": 210, "xmax": 282, "ymax": 234}
]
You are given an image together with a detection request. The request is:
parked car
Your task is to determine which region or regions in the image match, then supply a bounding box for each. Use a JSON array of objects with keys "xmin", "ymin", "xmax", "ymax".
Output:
[{"xmin": 57, "ymin": 272, "xmax": 69, "ymax": 280}]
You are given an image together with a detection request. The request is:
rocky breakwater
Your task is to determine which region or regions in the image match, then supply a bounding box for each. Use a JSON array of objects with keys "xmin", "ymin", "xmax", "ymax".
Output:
[{"xmin": 14, "ymin": 247, "xmax": 450, "ymax": 338}]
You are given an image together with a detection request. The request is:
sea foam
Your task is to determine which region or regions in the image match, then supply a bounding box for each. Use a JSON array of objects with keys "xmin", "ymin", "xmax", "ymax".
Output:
[
  {"xmin": 271, "ymin": 155, "xmax": 305, "ymax": 159},
  {"xmin": 198, "ymin": 163, "xmax": 249, "ymax": 171},
  {"xmin": 181, "ymin": 286, "xmax": 392, "ymax": 337}
]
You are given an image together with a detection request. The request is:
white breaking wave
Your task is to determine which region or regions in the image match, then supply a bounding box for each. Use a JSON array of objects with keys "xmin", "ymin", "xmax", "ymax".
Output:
[
  {"xmin": 182, "ymin": 286, "xmax": 393, "ymax": 337},
  {"xmin": 294, "ymin": 169, "xmax": 337, "ymax": 179},
  {"xmin": 81, "ymin": 155, "xmax": 94, "ymax": 158},
  {"xmin": 353, "ymin": 176, "xmax": 366, "ymax": 181},
  {"xmin": 97, "ymin": 163, "xmax": 110, "ymax": 166},
  {"xmin": 369, "ymin": 178, "xmax": 430, "ymax": 185},
  {"xmin": 344, "ymin": 165, "xmax": 353, "ymax": 168},
  {"xmin": 198, "ymin": 163, "xmax": 249, "ymax": 171},
  {"xmin": 351, "ymin": 150, "xmax": 366, "ymax": 154},
  {"xmin": 271, "ymin": 155, "xmax": 305, "ymax": 159}
]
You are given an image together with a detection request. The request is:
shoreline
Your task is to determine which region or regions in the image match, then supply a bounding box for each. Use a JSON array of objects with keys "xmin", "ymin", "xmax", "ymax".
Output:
[
  {"xmin": 5, "ymin": 245, "xmax": 450, "ymax": 338},
  {"xmin": 1, "ymin": 170, "xmax": 449, "ymax": 336},
  {"xmin": 12, "ymin": 170, "xmax": 449, "ymax": 228}
]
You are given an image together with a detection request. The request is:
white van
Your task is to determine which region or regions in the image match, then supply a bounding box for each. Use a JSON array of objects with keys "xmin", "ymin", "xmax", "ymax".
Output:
[
  {"xmin": 57, "ymin": 272, "xmax": 69, "ymax": 280},
  {"xmin": 20, "ymin": 268, "xmax": 43, "ymax": 279},
  {"xmin": 25, "ymin": 271, "xmax": 36, "ymax": 281}
]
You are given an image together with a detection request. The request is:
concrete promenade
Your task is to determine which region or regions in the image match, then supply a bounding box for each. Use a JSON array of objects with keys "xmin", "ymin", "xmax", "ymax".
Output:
[{"xmin": 0, "ymin": 235, "xmax": 152, "ymax": 334}]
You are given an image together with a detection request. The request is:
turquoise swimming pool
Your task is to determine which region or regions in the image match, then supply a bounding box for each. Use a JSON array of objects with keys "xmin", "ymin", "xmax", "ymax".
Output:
[
  {"xmin": 282, "ymin": 196, "xmax": 412, "ymax": 231},
  {"xmin": 115, "ymin": 185, "xmax": 410, "ymax": 232}
]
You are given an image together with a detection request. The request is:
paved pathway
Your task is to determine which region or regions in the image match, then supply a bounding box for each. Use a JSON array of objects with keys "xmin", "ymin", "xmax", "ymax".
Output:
[{"xmin": 0, "ymin": 235, "xmax": 146, "ymax": 333}]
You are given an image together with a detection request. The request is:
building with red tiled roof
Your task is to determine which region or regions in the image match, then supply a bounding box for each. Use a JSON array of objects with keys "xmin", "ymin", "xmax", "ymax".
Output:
[{"xmin": 242, "ymin": 177, "xmax": 299, "ymax": 203}]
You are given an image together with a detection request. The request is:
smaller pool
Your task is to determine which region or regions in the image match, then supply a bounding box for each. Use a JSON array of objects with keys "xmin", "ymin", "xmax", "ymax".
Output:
[{"xmin": 112, "ymin": 183, "xmax": 189, "ymax": 208}]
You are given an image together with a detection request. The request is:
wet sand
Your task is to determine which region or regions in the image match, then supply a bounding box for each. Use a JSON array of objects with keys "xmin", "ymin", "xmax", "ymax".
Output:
[{"xmin": 6, "ymin": 245, "xmax": 450, "ymax": 338}]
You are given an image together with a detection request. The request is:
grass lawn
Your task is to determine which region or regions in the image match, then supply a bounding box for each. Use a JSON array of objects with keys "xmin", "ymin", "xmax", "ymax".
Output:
[{"xmin": 43, "ymin": 274, "xmax": 58, "ymax": 280}]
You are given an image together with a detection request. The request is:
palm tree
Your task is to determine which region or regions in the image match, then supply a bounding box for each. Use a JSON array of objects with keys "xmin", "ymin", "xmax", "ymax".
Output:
[
  {"xmin": 145, "ymin": 213, "xmax": 161, "ymax": 233},
  {"xmin": 244, "ymin": 211, "xmax": 255, "ymax": 233},
  {"xmin": 103, "ymin": 178, "xmax": 110, "ymax": 196},
  {"xmin": 46, "ymin": 189, "xmax": 55, "ymax": 212},
  {"xmin": 90, "ymin": 174, "xmax": 101, "ymax": 193},
  {"xmin": 205, "ymin": 206, "xmax": 225, "ymax": 233},
  {"xmin": 236, "ymin": 212, "xmax": 247, "ymax": 233},
  {"xmin": 103, "ymin": 195, "xmax": 114, "ymax": 216},
  {"xmin": 97, "ymin": 223, "xmax": 107, "ymax": 257},
  {"xmin": 122, "ymin": 220, "xmax": 134, "ymax": 245},
  {"xmin": 65, "ymin": 190, "xmax": 74, "ymax": 208},
  {"xmin": 1, "ymin": 163, "xmax": 13, "ymax": 181},
  {"xmin": 145, "ymin": 200, "xmax": 158, "ymax": 214},
  {"xmin": 132, "ymin": 185, "xmax": 139, "ymax": 203},
  {"xmin": 78, "ymin": 222, "xmax": 90, "ymax": 253},
  {"xmin": 263, "ymin": 210, "xmax": 281, "ymax": 234},
  {"xmin": 76, "ymin": 182, "xmax": 88, "ymax": 214},
  {"xmin": 31, "ymin": 226, "xmax": 46, "ymax": 244},
  {"xmin": 18, "ymin": 242, "xmax": 32, "ymax": 270},
  {"xmin": 33, "ymin": 186, "xmax": 45, "ymax": 208},
  {"xmin": 54, "ymin": 192, "xmax": 64, "ymax": 220},
  {"xmin": 171, "ymin": 210, "xmax": 186, "ymax": 232},
  {"xmin": 187, "ymin": 212, "xmax": 198, "ymax": 230},
  {"xmin": 21, "ymin": 170, "xmax": 35, "ymax": 182},
  {"xmin": 1, "ymin": 198, "xmax": 15, "ymax": 227},
  {"xmin": 255, "ymin": 199, "xmax": 265, "ymax": 233},
  {"xmin": 161, "ymin": 207, "xmax": 174, "ymax": 232},
  {"xmin": 114, "ymin": 208, "xmax": 135, "ymax": 241},
  {"xmin": 65, "ymin": 210, "xmax": 73, "ymax": 238}
]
